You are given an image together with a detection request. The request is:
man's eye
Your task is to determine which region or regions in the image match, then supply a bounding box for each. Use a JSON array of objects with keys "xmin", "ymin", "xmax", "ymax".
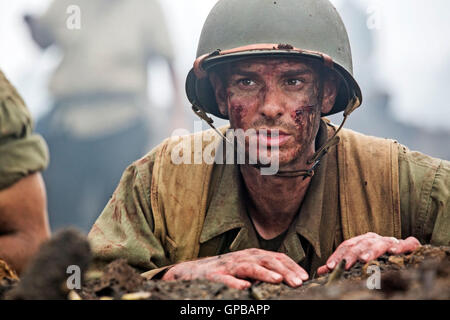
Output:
[
  {"xmin": 285, "ymin": 79, "xmax": 304, "ymax": 86},
  {"xmin": 238, "ymin": 79, "xmax": 256, "ymax": 86}
]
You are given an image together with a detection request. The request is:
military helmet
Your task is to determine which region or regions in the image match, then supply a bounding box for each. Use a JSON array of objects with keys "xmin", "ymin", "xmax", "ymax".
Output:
[{"xmin": 186, "ymin": 0, "xmax": 362, "ymax": 120}]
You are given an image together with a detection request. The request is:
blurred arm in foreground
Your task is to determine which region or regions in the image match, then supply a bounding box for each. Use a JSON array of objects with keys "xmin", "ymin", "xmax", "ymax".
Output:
[{"xmin": 0, "ymin": 70, "xmax": 50, "ymax": 274}]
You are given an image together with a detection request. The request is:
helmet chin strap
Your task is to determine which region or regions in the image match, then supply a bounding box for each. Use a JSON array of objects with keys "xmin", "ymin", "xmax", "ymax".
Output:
[
  {"xmin": 192, "ymin": 105, "xmax": 234, "ymax": 144},
  {"xmin": 192, "ymin": 96, "xmax": 360, "ymax": 179},
  {"xmin": 267, "ymin": 96, "xmax": 359, "ymax": 179}
]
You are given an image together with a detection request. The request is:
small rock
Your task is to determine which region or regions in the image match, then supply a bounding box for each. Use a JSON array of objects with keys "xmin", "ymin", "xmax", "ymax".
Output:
[
  {"xmin": 68, "ymin": 290, "xmax": 82, "ymax": 300},
  {"xmin": 362, "ymin": 260, "xmax": 380, "ymax": 278},
  {"xmin": 388, "ymin": 256, "xmax": 405, "ymax": 269},
  {"xmin": 121, "ymin": 291, "xmax": 152, "ymax": 300}
]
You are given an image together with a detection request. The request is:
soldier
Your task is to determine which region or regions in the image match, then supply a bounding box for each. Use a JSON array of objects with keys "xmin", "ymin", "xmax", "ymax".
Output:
[
  {"xmin": 88, "ymin": 0, "xmax": 449, "ymax": 289},
  {"xmin": 0, "ymin": 70, "xmax": 50, "ymax": 275}
]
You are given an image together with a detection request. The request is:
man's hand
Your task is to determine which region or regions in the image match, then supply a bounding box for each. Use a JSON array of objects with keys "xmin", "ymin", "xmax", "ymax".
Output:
[
  {"xmin": 162, "ymin": 248, "xmax": 309, "ymax": 290},
  {"xmin": 317, "ymin": 232, "xmax": 421, "ymax": 276}
]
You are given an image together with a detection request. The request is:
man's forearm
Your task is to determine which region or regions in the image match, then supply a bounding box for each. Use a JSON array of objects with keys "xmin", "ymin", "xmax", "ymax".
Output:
[
  {"xmin": 0, "ymin": 173, "xmax": 51, "ymax": 275},
  {"xmin": 0, "ymin": 231, "xmax": 45, "ymax": 275}
]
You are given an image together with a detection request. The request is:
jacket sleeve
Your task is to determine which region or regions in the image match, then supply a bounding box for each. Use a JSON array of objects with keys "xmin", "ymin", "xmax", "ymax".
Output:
[
  {"xmin": 0, "ymin": 70, "xmax": 49, "ymax": 190},
  {"xmin": 87, "ymin": 150, "xmax": 170, "ymax": 272},
  {"xmin": 398, "ymin": 144, "xmax": 450, "ymax": 246}
]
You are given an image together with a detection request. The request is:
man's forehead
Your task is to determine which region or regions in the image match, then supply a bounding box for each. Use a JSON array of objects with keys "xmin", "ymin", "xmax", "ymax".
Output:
[{"xmin": 228, "ymin": 57, "xmax": 317, "ymax": 73}]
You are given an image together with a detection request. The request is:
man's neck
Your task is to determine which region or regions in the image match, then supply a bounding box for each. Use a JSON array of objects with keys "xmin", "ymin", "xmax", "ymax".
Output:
[{"xmin": 240, "ymin": 147, "xmax": 315, "ymax": 240}]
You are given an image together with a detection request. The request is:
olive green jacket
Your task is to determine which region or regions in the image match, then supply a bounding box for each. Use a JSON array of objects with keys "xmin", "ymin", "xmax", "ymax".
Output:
[
  {"xmin": 0, "ymin": 70, "xmax": 49, "ymax": 190},
  {"xmin": 88, "ymin": 120, "xmax": 449, "ymax": 277}
]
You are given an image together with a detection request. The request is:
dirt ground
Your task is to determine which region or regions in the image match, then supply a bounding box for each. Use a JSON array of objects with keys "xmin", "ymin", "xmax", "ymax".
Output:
[
  {"xmin": 77, "ymin": 245, "xmax": 450, "ymax": 300},
  {"xmin": 1, "ymin": 229, "xmax": 449, "ymax": 300}
]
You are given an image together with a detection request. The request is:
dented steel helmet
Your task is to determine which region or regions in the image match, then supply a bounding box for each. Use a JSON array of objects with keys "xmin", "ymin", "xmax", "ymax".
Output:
[{"xmin": 186, "ymin": 0, "xmax": 362, "ymax": 121}]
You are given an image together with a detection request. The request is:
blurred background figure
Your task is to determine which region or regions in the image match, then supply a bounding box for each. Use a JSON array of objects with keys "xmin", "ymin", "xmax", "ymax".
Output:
[
  {"xmin": 23, "ymin": 0, "xmax": 183, "ymax": 233},
  {"xmin": 329, "ymin": 0, "xmax": 450, "ymax": 160},
  {"xmin": 0, "ymin": 69, "xmax": 50, "ymax": 274}
]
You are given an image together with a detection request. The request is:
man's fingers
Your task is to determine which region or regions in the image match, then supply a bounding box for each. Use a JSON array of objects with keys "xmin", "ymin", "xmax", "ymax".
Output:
[
  {"xmin": 317, "ymin": 265, "xmax": 330, "ymax": 276},
  {"xmin": 326, "ymin": 244, "xmax": 351, "ymax": 270},
  {"xmin": 209, "ymin": 274, "xmax": 252, "ymax": 290},
  {"xmin": 323, "ymin": 235, "xmax": 422, "ymax": 277},
  {"xmin": 359, "ymin": 240, "xmax": 391, "ymax": 262},
  {"xmin": 403, "ymin": 237, "xmax": 422, "ymax": 250},
  {"xmin": 327, "ymin": 234, "xmax": 389, "ymax": 269},
  {"xmin": 234, "ymin": 264, "xmax": 283, "ymax": 285},
  {"xmin": 358, "ymin": 250, "xmax": 382, "ymax": 263},
  {"xmin": 347, "ymin": 237, "xmax": 392, "ymax": 266},
  {"xmin": 273, "ymin": 253, "xmax": 309, "ymax": 281},
  {"xmin": 343, "ymin": 252, "xmax": 359, "ymax": 270},
  {"xmin": 388, "ymin": 237, "xmax": 421, "ymax": 254},
  {"xmin": 259, "ymin": 256, "xmax": 305, "ymax": 287}
]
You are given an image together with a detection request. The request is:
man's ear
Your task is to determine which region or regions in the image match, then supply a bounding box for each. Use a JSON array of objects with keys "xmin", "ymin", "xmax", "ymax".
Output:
[
  {"xmin": 321, "ymin": 72, "xmax": 339, "ymax": 114},
  {"xmin": 209, "ymin": 72, "xmax": 229, "ymax": 117}
]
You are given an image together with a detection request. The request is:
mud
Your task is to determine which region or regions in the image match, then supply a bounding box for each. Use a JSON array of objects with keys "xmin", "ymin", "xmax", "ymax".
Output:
[
  {"xmin": 80, "ymin": 259, "xmax": 144, "ymax": 300},
  {"xmin": 1, "ymin": 234, "xmax": 449, "ymax": 300},
  {"xmin": 79, "ymin": 245, "xmax": 450, "ymax": 300}
]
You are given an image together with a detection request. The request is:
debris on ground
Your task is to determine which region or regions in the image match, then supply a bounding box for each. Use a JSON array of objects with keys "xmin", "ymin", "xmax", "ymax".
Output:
[{"xmin": 80, "ymin": 259, "xmax": 144, "ymax": 300}]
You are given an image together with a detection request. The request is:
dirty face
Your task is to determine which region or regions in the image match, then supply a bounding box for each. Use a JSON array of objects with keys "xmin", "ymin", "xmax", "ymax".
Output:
[{"xmin": 210, "ymin": 57, "xmax": 337, "ymax": 166}]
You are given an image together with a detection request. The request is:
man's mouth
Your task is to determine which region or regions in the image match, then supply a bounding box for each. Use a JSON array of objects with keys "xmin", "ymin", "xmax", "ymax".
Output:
[{"xmin": 256, "ymin": 129, "xmax": 292, "ymax": 147}]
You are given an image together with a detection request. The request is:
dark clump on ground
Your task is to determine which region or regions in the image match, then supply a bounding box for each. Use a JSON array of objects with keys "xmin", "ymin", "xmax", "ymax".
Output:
[
  {"xmin": 80, "ymin": 259, "xmax": 144, "ymax": 299},
  {"xmin": 1, "ymin": 235, "xmax": 449, "ymax": 300},
  {"xmin": 5, "ymin": 229, "xmax": 91, "ymax": 300}
]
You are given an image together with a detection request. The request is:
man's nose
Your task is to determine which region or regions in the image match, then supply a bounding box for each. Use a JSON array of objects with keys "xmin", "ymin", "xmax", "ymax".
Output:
[{"xmin": 259, "ymin": 86, "xmax": 284, "ymax": 120}]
